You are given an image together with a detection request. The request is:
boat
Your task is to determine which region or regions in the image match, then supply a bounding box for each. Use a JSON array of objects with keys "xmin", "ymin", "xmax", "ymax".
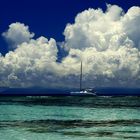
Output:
[{"xmin": 70, "ymin": 61, "xmax": 97, "ymax": 96}]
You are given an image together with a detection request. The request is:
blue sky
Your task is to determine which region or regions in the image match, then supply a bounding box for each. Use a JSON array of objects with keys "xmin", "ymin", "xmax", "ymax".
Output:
[
  {"xmin": 0, "ymin": 0, "xmax": 139, "ymax": 54},
  {"xmin": 0, "ymin": 0, "xmax": 140, "ymax": 88}
]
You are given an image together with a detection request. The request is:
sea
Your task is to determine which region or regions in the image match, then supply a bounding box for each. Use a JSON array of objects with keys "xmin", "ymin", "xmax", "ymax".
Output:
[{"xmin": 0, "ymin": 96, "xmax": 140, "ymax": 140}]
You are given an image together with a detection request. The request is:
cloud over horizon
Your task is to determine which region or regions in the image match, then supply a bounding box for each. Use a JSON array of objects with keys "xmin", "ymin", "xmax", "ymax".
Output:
[
  {"xmin": 2, "ymin": 22, "xmax": 35, "ymax": 50},
  {"xmin": 0, "ymin": 4, "xmax": 140, "ymax": 88}
]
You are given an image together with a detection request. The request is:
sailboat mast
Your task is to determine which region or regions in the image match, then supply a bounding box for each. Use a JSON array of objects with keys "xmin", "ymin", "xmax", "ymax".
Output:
[{"xmin": 80, "ymin": 61, "xmax": 82, "ymax": 91}]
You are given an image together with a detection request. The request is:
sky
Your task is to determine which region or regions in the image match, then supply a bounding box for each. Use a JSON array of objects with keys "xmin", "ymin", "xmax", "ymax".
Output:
[
  {"xmin": 0, "ymin": 0, "xmax": 140, "ymax": 88},
  {"xmin": 0, "ymin": 0, "xmax": 139, "ymax": 54}
]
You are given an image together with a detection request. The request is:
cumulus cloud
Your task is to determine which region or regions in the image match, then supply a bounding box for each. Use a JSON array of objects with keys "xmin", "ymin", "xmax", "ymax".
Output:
[
  {"xmin": 2, "ymin": 22, "xmax": 34, "ymax": 50},
  {"xmin": 0, "ymin": 36, "xmax": 59, "ymax": 87},
  {"xmin": 64, "ymin": 5, "xmax": 140, "ymax": 51},
  {"xmin": 62, "ymin": 5, "xmax": 140, "ymax": 87},
  {"xmin": 1, "ymin": 4, "xmax": 140, "ymax": 88}
]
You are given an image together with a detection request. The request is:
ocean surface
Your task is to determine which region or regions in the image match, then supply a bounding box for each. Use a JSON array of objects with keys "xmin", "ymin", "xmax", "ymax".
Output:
[{"xmin": 0, "ymin": 96, "xmax": 140, "ymax": 140}]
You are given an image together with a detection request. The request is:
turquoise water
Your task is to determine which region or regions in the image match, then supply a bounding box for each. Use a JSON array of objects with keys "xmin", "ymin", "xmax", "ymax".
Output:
[{"xmin": 0, "ymin": 96, "xmax": 140, "ymax": 140}]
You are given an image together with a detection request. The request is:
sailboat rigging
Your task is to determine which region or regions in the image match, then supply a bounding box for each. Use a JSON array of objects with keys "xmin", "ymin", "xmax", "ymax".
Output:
[
  {"xmin": 71, "ymin": 61, "xmax": 97, "ymax": 96},
  {"xmin": 80, "ymin": 61, "xmax": 82, "ymax": 91}
]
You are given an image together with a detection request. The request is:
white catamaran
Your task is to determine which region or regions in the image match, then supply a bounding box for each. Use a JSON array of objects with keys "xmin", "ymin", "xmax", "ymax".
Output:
[{"xmin": 71, "ymin": 61, "xmax": 97, "ymax": 96}]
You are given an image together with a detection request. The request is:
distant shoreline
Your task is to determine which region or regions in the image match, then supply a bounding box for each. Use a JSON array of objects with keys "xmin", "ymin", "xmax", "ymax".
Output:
[{"xmin": 0, "ymin": 87, "xmax": 140, "ymax": 96}]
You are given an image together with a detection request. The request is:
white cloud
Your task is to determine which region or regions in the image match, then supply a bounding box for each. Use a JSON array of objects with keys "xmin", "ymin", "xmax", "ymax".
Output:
[
  {"xmin": 2, "ymin": 22, "xmax": 34, "ymax": 50},
  {"xmin": 122, "ymin": 6, "xmax": 140, "ymax": 49},
  {"xmin": 0, "ymin": 35, "xmax": 59, "ymax": 87},
  {"xmin": 1, "ymin": 4, "xmax": 140, "ymax": 88},
  {"xmin": 62, "ymin": 5, "xmax": 140, "ymax": 87}
]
